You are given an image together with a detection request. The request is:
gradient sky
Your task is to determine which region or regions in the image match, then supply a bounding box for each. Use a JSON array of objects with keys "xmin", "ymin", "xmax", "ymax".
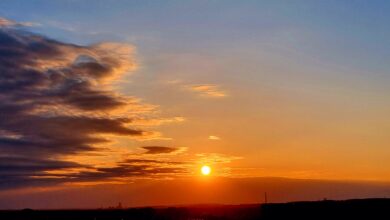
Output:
[{"xmin": 0, "ymin": 0, "xmax": 390, "ymax": 208}]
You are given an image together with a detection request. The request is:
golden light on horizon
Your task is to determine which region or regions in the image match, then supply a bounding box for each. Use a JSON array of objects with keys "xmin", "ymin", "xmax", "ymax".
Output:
[{"xmin": 201, "ymin": 165, "xmax": 211, "ymax": 176}]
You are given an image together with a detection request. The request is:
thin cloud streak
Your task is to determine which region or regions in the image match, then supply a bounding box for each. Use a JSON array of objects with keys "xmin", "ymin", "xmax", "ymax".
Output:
[
  {"xmin": 208, "ymin": 135, "xmax": 221, "ymax": 140},
  {"xmin": 0, "ymin": 17, "xmax": 39, "ymax": 27},
  {"xmin": 142, "ymin": 146, "xmax": 181, "ymax": 154},
  {"xmin": 164, "ymin": 80, "xmax": 228, "ymax": 98},
  {"xmin": 188, "ymin": 84, "xmax": 227, "ymax": 98}
]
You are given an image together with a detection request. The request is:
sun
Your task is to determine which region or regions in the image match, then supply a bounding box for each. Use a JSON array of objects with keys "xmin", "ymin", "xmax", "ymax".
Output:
[{"xmin": 201, "ymin": 165, "xmax": 211, "ymax": 176}]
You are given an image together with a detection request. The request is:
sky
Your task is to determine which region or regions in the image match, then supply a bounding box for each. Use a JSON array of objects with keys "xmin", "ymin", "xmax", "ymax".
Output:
[{"xmin": 0, "ymin": 0, "xmax": 390, "ymax": 208}]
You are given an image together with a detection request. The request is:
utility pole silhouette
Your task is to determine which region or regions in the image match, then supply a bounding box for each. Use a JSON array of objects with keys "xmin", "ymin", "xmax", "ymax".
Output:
[{"xmin": 264, "ymin": 192, "xmax": 268, "ymax": 204}]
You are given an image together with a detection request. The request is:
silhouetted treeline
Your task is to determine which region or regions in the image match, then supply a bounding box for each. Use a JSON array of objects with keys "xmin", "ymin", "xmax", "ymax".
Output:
[
  {"xmin": 1, "ymin": 198, "xmax": 390, "ymax": 220},
  {"xmin": 260, "ymin": 198, "xmax": 390, "ymax": 220},
  {"xmin": 0, "ymin": 205, "xmax": 261, "ymax": 220}
]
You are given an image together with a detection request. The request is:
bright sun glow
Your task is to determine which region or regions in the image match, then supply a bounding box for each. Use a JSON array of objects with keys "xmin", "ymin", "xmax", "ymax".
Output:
[{"xmin": 201, "ymin": 165, "xmax": 211, "ymax": 175}]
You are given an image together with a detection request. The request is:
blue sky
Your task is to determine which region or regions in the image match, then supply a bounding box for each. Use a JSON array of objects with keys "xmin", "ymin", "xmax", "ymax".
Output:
[{"xmin": 2, "ymin": 0, "xmax": 390, "ymax": 74}]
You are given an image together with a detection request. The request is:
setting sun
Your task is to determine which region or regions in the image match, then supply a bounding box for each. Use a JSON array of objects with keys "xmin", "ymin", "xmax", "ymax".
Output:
[{"xmin": 201, "ymin": 165, "xmax": 211, "ymax": 176}]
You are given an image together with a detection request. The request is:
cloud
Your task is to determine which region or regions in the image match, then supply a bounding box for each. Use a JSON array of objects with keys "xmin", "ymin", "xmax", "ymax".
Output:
[
  {"xmin": 0, "ymin": 157, "xmax": 83, "ymax": 174},
  {"xmin": 0, "ymin": 27, "xmax": 143, "ymax": 157},
  {"xmin": 0, "ymin": 156, "xmax": 85, "ymax": 189},
  {"xmin": 187, "ymin": 84, "xmax": 227, "ymax": 98},
  {"xmin": 0, "ymin": 157, "xmax": 188, "ymax": 190},
  {"xmin": 195, "ymin": 153, "xmax": 242, "ymax": 165},
  {"xmin": 0, "ymin": 20, "xmax": 183, "ymax": 189},
  {"xmin": 66, "ymin": 159, "xmax": 187, "ymax": 183},
  {"xmin": 130, "ymin": 117, "xmax": 185, "ymax": 126},
  {"xmin": 141, "ymin": 146, "xmax": 184, "ymax": 154},
  {"xmin": 163, "ymin": 80, "xmax": 228, "ymax": 98},
  {"xmin": 0, "ymin": 17, "xmax": 38, "ymax": 27},
  {"xmin": 208, "ymin": 135, "xmax": 220, "ymax": 140}
]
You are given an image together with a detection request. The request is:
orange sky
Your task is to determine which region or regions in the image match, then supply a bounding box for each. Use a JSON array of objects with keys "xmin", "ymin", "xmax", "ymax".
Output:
[{"xmin": 1, "ymin": 177, "xmax": 390, "ymax": 209}]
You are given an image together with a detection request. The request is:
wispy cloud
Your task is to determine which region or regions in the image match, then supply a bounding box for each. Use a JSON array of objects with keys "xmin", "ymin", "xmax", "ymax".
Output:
[
  {"xmin": 208, "ymin": 135, "xmax": 221, "ymax": 140},
  {"xmin": 165, "ymin": 80, "xmax": 228, "ymax": 98},
  {"xmin": 187, "ymin": 84, "xmax": 228, "ymax": 98},
  {"xmin": 195, "ymin": 153, "xmax": 242, "ymax": 165},
  {"xmin": 130, "ymin": 117, "xmax": 185, "ymax": 126},
  {"xmin": 141, "ymin": 146, "xmax": 186, "ymax": 155},
  {"xmin": 0, "ymin": 17, "xmax": 39, "ymax": 27}
]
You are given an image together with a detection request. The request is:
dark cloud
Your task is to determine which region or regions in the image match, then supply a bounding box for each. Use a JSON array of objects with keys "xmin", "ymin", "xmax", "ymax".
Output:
[
  {"xmin": 0, "ymin": 156, "xmax": 84, "ymax": 189},
  {"xmin": 73, "ymin": 161, "xmax": 186, "ymax": 182},
  {"xmin": 123, "ymin": 159, "xmax": 185, "ymax": 165},
  {"xmin": 0, "ymin": 157, "xmax": 187, "ymax": 190},
  {"xmin": 0, "ymin": 23, "xmax": 184, "ymax": 189},
  {"xmin": 0, "ymin": 157, "xmax": 82, "ymax": 174},
  {"xmin": 142, "ymin": 146, "xmax": 180, "ymax": 154}
]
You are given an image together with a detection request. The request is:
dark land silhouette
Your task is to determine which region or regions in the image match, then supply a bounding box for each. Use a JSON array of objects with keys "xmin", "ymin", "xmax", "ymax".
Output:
[{"xmin": 1, "ymin": 198, "xmax": 390, "ymax": 219}]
